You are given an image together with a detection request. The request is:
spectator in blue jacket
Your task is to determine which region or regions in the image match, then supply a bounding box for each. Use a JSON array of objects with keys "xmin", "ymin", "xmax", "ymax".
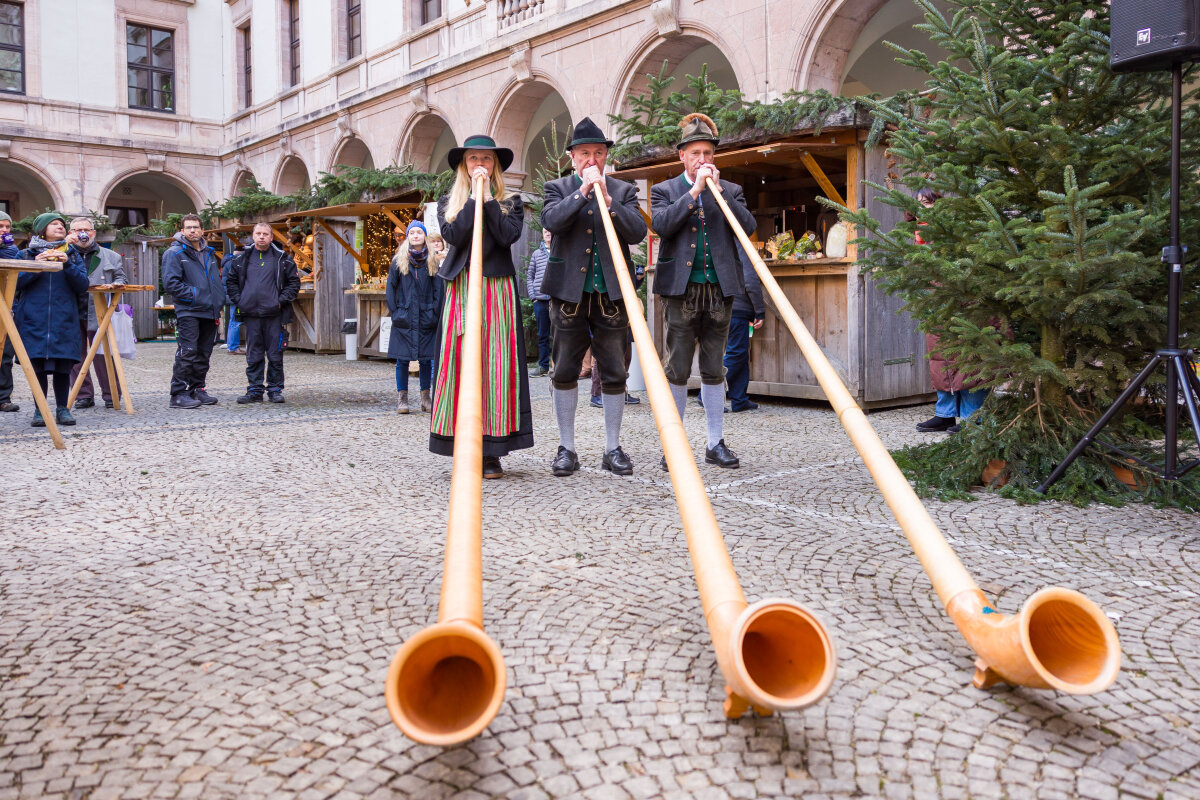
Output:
[
  {"xmin": 0, "ymin": 210, "xmax": 20, "ymax": 413},
  {"xmin": 162, "ymin": 214, "xmax": 226, "ymax": 409},
  {"xmin": 14, "ymin": 212, "xmax": 89, "ymax": 427},
  {"xmin": 526, "ymin": 227, "xmax": 552, "ymax": 376},
  {"xmin": 724, "ymin": 246, "xmax": 766, "ymax": 412}
]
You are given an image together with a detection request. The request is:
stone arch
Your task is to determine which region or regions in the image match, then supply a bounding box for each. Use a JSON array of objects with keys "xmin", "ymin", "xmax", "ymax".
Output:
[
  {"xmin": 328, "ymin": 136, "xmax": 375, "ymax": 173},
  {"xmin": 98, "ymin": 169, "xmax": 203, "ymax": 227},
  {"xmin": 486, "ymin": 75, "xmax": 575, "ymax": 180},
  {"xmin": 273, "ymin": 155, "xmax": 311, "ymax": 196},
  {"xmin": 396, "ymin": 111, "xmax": 457, "ymax": 173},
  {"xmin": 0, "ymin": 156, "xmax": 64, "ymax": 219},
  {"xmin": 794, "ymin": 0, "xmax": 942, "ymax": 95},
  {"xmin": 610, "ymin": 29, "xmax": 746, "ymax": 119},
  {"xmin": 229, "ymin": 169, "xmax": 257, "ymax": 197}
]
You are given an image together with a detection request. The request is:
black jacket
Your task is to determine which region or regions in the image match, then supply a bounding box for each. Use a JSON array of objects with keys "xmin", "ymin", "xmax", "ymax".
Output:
[
  {"xmin": 539, "ymin": 175, "xmax": 647, "ymax": 303},
  {"xmin": 649, "ymin": 174, "xmax": 757, "ymax": 298},
  {"xmin": 224, "ymin": 243, "xmax": 300, "ymax": 319},
  {"xmin": 437, "ymin": 193, "xmax": 524, "ymax": 281},
  {"xmin": 732, "ymin": 246, "xmax": 766, "ymax": 318},
  {"xmin": 162, "ymin": 232, "xmax": 226, "ymax": 319}
]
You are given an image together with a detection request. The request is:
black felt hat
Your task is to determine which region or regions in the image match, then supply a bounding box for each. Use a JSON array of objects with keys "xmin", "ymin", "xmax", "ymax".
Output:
[
  {"xmin": 565, "ymin": 117, "xmax": 614, "ymax": 150},
  {"xmin": 446, "ymin": 134, "xmax": 515, "ymax": 172}
]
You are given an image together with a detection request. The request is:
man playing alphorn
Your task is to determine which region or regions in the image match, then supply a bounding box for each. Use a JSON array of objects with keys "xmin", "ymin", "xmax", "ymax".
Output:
[
  {"xmin": 541, "ymin": 117, "xmax": 648, "ymax": 476},
  {"xmin": 650, "ymin": 113, "xmax": 757, "ymax": 469}
]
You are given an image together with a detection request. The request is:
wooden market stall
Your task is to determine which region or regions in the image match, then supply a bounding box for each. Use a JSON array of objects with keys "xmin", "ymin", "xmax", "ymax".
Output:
[
  {"xmin": 284, "ymin": 202, "xmax": 422, "ymax": 356},
  {"xmin": 611, "ymin": 120, "xmax": 932, "ymax": 408}
]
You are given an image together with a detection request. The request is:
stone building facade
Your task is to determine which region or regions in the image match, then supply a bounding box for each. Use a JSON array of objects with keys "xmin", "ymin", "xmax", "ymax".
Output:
[{"xmin": 0, "ymin": 0, "xmax": 935, "ymax": 222}]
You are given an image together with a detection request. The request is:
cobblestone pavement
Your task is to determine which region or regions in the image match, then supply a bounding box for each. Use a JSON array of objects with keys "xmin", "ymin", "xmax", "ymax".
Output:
[{"xmin": 2, "ymin": 343, "xmax": 1198, "ymax": 800}]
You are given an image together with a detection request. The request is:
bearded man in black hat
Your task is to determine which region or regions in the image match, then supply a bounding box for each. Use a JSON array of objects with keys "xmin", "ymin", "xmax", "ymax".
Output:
[
  {"xmin": 649, "ymin": 113, "xmax": 758, "ymax": 470},
  {"xmin": 540, "ymin": 117, "xmax": 648, "ymax": 477}
]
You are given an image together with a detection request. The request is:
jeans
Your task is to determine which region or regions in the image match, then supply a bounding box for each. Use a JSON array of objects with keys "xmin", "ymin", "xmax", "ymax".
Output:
[
  {"xmin": 723, "ymin": 309, "xmax": 755, "ymax": 409},
  {"xmin": 533, "ymin": 299, "xmax": 551, "ymax": 370},
  {"xmin": 935, "ymin": 388, "xmax": 989, "ymax": 420},
  {"xmin": 243, "ymin": 315, "xmax": 284, "ymax": 393},
  {"xmin": 170, "ymin": 317, "xmax": 218, "ymax": 396},
  {"xmin": 396, "ymin": 359, "xmax": 432, "ymax": 392},
  {"xmin": 226, "ymin": 306, "xmax": 242, "ymax": 351}
]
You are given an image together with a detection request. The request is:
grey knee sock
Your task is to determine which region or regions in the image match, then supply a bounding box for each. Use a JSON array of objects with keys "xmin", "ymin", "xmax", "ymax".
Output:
[
  {"xmin": 670, "ymin": 383, "xmax": 687, "ymax": 421},
  {"xmin": 701, "ymin": 382, "xmax": 724, "ymax": 449},
  {"xmin": 602, "ymin": 392, "xmax": 624, "ymax": 452},
  {"xmin": 554, "ymin": 385, "xmax": 578, "ymax": 452}
]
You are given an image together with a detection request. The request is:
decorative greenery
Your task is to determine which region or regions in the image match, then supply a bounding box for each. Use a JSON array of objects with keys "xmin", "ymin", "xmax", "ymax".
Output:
[
  {"xmin": 834, "ymin": 0, "xmax": 1200, "ymax": 508},
  {"xmin": 606, "ymin": 62, "xmax": 897, "ymax": 163}
]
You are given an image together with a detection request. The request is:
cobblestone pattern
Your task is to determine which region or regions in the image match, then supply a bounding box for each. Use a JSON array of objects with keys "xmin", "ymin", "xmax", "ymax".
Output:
[{"xmin": 1, "ymin": 344, "xmax": 1198, "ymax": 799}]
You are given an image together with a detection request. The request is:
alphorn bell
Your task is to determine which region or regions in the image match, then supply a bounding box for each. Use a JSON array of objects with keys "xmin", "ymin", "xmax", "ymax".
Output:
[
  {"xmin": 705, "ymin": 176, "xmax": 1121, "ymax": 694},
  {"xmin": 596, "ymin": 185, "xmax": 837, "ymax": 717},
  {"xmin": 386, "ymin": 175, "xmax": 507, "ymax": 744}
]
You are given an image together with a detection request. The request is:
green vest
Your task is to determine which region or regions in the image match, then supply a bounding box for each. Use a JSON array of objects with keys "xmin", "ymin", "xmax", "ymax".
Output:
[
  {"xmin": 576, "ymin": 175, "xmax": 608, "ymax": 294},
  {"xmin": 681, "ymin": 174, "xmax": 718, "ymax": 285}
]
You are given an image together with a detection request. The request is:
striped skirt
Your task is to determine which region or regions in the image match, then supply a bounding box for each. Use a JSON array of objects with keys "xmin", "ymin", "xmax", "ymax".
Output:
[{"xmin": 429, "ymin": 271, "xmax": 534, "ymax": 457}]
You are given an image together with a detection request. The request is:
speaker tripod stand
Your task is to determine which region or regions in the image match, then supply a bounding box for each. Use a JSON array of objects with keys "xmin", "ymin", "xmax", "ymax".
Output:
[{"xmin": 1037, "ymin": 62, "xmax": 1200, "ymax": 493}]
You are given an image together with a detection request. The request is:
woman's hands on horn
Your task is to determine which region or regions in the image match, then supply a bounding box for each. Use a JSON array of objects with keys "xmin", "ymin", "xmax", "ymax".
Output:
[
  {"xmin": 689, "ymin": 163, "xmax": 723, "ymax": 200},
  {"xmin": 580, "ymin": 165, "xmax": 613, "ymax": 208},
  {"xmin": 470, "ymin": 165, "xmax": 493, "ymax": 200}
]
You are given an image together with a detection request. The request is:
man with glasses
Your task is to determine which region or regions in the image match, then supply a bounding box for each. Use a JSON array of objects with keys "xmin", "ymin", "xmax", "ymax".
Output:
[
  {"xmin": 163, "ymin": 214, "xmax": 225, "ymax": 409},
  {"xmin": 67, "ymin": 217, "xmax": 127, "ymax": 409}
]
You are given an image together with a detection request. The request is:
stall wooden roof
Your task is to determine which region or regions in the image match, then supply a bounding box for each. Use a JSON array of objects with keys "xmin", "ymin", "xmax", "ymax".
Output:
[
  {"xmin": 609, "ymin": 128, "xmax": 861, "ymax": 184},
  {"xmin": 284, "ymin": 202, "xmax": 422, "ymax": 221}
]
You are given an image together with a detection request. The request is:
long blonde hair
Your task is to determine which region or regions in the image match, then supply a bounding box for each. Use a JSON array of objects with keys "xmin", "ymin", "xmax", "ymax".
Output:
[
  {"xmin": 392, "ymin": 238, "xmax": 441, "ymax": 277},
  {"xmin": 443, "ymin": 159, "xmax": 512, "ymax": 222}
]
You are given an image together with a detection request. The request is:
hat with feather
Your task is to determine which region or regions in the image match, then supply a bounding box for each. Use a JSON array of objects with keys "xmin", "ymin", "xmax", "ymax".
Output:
[{"xmin": 676, "ymin": 112, "xmax": 719, "ymax": 149}]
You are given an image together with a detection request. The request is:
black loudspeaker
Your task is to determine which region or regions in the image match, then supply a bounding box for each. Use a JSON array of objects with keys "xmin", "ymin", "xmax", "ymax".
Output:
[{"xmin": 1110, "ymin": 0, "xmax": 1200, "ymax": 72}]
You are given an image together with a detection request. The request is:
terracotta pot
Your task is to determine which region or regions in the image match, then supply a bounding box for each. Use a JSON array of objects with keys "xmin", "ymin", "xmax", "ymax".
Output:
[{"xmin": 982, "ymin": 459, "xmax": 1008, "ymax": 487}]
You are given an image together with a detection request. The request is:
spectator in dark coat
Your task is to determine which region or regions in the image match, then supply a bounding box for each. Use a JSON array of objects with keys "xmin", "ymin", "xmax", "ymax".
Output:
[
  {"xmin": 162, "ymin": 214, "xmax": 225, "ymax": 409},
  {"xmin": 723, "ymin": 246, "xmax": 766, "ymax": 411},
  {"xmin": 526, "ymin": 227, "xmax": 552, "ymax": 376},
  {"xmin": 0, "ymin": 210, "xmax": 21, "ymax": 413},
  {"xmin": 224, "ymin": 223, "xmax": 301, "ymax": 404},
  {"xmin": 387, "ymin": 221, "xmax": 444, "ymax": 414},
  {"xmin": 14, "ymin": 212, "xmax": 89, "ymax": 428}
]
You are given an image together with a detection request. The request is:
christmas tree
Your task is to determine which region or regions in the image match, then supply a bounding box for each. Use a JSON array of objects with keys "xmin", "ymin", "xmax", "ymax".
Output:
[{"xmin": 838, "ymin": 0, "xmax": 1200, "ymax": 507}]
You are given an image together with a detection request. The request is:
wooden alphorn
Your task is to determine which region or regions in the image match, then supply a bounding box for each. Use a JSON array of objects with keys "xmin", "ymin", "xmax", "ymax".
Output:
[
  {"xmin": 385, "ymin": 175, "xmax": 507, "ymax": 744},
  {"xmin": 705, "ymin": 175, "xmax": 1120, "ymax": 694},
  {"xmin": 598, "ymin": 181, "xmax": 837, "ymax": 717}
]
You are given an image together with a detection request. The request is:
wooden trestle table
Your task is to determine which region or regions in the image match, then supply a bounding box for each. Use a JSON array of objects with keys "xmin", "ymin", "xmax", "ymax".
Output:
[
  {"xmin": 0, "ymin": 258, "xmax": 67, "ymax": 449},
  {"xmin": 67, "ymin": 285, "xmax": 155, "ymax": 414}
]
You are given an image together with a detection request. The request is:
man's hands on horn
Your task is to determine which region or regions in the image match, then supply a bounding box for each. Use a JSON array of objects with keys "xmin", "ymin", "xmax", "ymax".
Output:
[
  {"xmin": 689, "ymin": 162, "xmax": 722, "ymax": 200},
  {"xmin": 580, "ymin": 165, "xmax": 612, "ymax": 208}
]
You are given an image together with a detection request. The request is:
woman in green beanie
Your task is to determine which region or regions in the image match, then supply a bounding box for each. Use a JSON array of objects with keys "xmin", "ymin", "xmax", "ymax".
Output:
[{"xmin": 14, "ymin": 212, "xmax": 90, "ymax": 427}]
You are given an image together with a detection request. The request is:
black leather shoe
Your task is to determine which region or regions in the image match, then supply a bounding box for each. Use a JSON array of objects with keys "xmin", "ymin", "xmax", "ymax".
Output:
[
  {"xmin": 552, "ymin": 446, "xmax": 580, "ymax": 476},
  {"xmin": 267, "ymin": 391, "xmax": 286, "ymax": 404},
  {"xmin": 170, "ymin": 392, "xmax": 201, "ymax": 409},
  {"xmin": 192, "ymin": 388, "xmax": 218, "ymax": 405},
  {"xmin": 237, "ymin": 392, "xmax": 263, "ymax": 404},
  {"xmin": 74, "ymin": 398, "xmax": 95, "ymax": 409},
  {"xmin": 602, "ymin": 446, "xmax": 633, "ymax": 476},
  {"xmin": 624, "ymin": 393, "xmax": 640, "ymax": 405},
  {"xmin": 0, "ymin": 401, "xmax": 19, "ymax": 412},
  {"xmin": 916, "ymin": 415, "xmax": 955, "ymax": 432},
  {"xmin": 946, "ymin": 423, "xmax": 962, "ymax": 434},
  {"xmin": 705, "ymin": 439, "xmax": 740, "ymax": 468},
  {"xmin": 730, "ymin": 400, "xmax": 759, "ymax": 412},
  {"xmin": 660, "ymin": 455, "xmax": 669, "ymax": 472},
  {"xmin": 103, "ymin": 400, "xmax": 114, "ymax": 409},
  {"xmin": 482, "ymin": 456, "xmax": 504, "ymax": 479}
]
